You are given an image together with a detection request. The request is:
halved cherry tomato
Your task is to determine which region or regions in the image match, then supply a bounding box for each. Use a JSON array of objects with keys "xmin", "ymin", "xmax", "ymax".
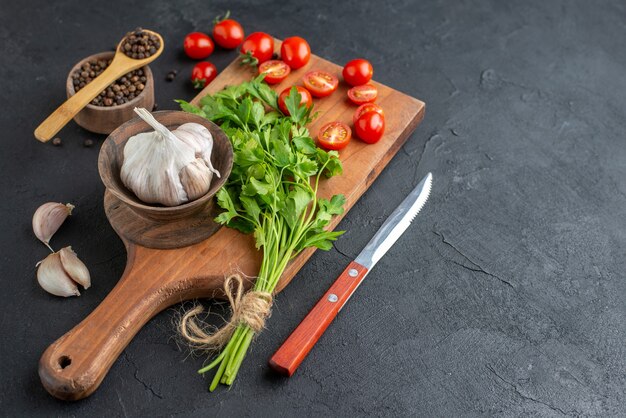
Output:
[
  {"xmin": 213, "ymin": 14, "xmax": 244, "ymax": 49},
  {"xmin": 317, "ymin": 122, "xmax": 351, "ymax": 150},
  {"xmin": 347, "ymin": 84, "xmax": 378, "ymax": 105},
  {"xmin": 280, "ymin": 36, "xmax": 311, "ymax": 69},
  {"xmin": 355, "ymin": 111, "xmax": 385, "ymax": 144},
  {"xmin": 258, "ymin": 60, "xmax": 291, "ymax": 84},
  {"xmin": 342, "ymin": 59, "xmax": 373, "ymax": 86},
  {"xmin": 184, "ymin": 32, "xmax": 214, "ymax": 59},
  {"xmin": 240, "ymin": 32, "xmax": 274, "ymax": 65},
  {"xmin": 353, "ymin": 103, "xmax": 384, "ymax": 125},
  {"xmin": 278, "ymin": 86, "xmax": 313, "ymax": 115},
  {"xmin": 302, "ymin": 71, "xmax": 338, "ymax": 98}
]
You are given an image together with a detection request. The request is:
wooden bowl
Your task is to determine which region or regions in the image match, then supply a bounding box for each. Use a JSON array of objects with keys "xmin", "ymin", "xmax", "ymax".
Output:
[
  {"xmin": 98, "ymin": 111, "xmax": 233, "ymax": 223},
  {"xmin": 66, "ymin": 51, "xmax": 155, "ymax": 134}
]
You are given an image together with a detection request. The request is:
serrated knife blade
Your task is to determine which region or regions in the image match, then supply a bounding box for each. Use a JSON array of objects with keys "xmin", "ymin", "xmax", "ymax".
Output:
[
  {"xmin": 355, "ymin": 172, "xmax": 432, "ymax": 270},
  {"xmin": 269, "ymin": 172, "xmax": 433, "ymax": 376}
]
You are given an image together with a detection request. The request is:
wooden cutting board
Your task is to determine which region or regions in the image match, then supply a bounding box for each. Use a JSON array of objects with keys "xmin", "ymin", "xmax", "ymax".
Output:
[{"xmin": 38, "ymin": 39, "xmax": 425, "ymax": 401}]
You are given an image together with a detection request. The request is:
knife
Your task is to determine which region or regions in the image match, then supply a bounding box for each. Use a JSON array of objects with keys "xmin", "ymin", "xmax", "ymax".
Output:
[{"xmin": 269, "ymin": 172, "xmax": 433, "ymax": 376}]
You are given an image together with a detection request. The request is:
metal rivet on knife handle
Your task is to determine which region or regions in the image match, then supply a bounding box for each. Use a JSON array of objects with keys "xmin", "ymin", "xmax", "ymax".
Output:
[
  {"xmin": 327, "ymin": 294, "xmax": 338, "ymax": 302},
  {"xmin": 348, "ymin": 269, "xmax": 358, "ymax": 277}
]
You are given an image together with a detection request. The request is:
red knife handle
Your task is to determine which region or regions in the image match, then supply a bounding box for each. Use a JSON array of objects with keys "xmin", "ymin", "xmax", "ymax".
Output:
[{"xmin": 269, "ymin": 261, "xmax": 368, "ymax": 376}]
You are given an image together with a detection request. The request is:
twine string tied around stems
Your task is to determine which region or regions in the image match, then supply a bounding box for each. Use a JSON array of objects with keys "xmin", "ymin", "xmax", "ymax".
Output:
[{"xmin": 179, "ymin": 274, "xmax": 273, "ymax": 351}]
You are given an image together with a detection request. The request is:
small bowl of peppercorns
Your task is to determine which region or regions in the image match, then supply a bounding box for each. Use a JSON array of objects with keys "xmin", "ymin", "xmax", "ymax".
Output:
[{"xmin": 66, "ymin": 51, "xmax": 155, "ymax": 134}]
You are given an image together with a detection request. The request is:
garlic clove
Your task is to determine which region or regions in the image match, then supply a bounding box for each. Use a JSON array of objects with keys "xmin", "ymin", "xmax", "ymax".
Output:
[
  {"xmin": 59, "ymin": 246, "xmax": 91, "ymax": 289},
  {"xmin": 36, "ymin": 252, "xmax": 80, "ymax": 297},
  {"xmin": 173, "ymin": 126, "xmax": 203, "ymax": 158},
  {"xmin": 180, "ymin": 158, "xmax": 213, "ymax": 201},
  {"xmin": 32, "ymin": 202, "xmax": 74, "ymax": 251},
  {"xmin": 175, "ymin": 123, "xmax": 220, "ymax": 178}
]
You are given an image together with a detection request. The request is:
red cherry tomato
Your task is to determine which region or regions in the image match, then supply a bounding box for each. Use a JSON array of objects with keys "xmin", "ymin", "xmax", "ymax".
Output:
[
  {"xmin": 213, "ymin": 18, "xmax": 244, "ymax": 49},
  {"xmin": 240, "ymin": 32, "xmax": 274, "ymax": 65},
  {"xmin": 280, "ymin": 36, "xmax": 311, "ymax": 69},
  {"xmin": 353, "ymin": 103, "xmax": 384, "ymax": 125},
  {"xmin": 342, "ymin": 59, "xmax": 373, "ymax": 86},
  {"xmin": 191, "ymin": 61, "xmax": 218, "ymax": 89},
  {"xmin": 183, "ymin": 32, "xmax": 214, "ymax": 59},
  {"xmin": 278, "ymin": 86, "xmax": 313, "ymax": 115},
  {"xmin": 302, "ymin": 71, "xmax": 338, "ymax": 98},
  {"xmin": 258, "ymin": 60, "xmax": 291, "ymax": 84},
  {"xmin": 317, "ymin": 122, "xmax": 351, "ymax": 151},
  {"xmin": 355, "ymin": 111, "xmax": 385, "ymax": 144},
  {"xmin": 347, "ymin": 84, "xmax": 378, "ymax": 105}
]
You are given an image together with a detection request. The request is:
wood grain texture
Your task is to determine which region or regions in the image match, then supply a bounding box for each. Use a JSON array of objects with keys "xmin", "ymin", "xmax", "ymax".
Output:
[
  {"xmin": 34, "ymin": 30, "xmax": 163, "ymax": 142},
  {"xmin": 38, "ymin": 38, "xmax": 425, "ymax": 400},
  {"xmin": 65, "ymin": 52, "xmax": 155, "ymax": 135},
  {"xmin": 269, "ymin": 261, "xmax": 369, "ymax": 376}
]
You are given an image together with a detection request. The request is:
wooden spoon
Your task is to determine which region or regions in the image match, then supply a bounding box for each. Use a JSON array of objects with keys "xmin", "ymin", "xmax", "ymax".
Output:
[{"xmin": 34, "ymin": 29, "xmax": 164, "ymax": 142}]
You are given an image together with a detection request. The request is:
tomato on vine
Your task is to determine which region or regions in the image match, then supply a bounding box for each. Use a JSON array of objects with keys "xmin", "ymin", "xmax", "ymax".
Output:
[
  {"xmin": 278, "ymin": 86, "xmax": 312, "ymax": 115},
  {"xmin": 342, "ymin": 59, "xmax": 373, "ymax": 86},
  {"xmin": 280, "ymin": 36, "xmax": 311, "ymax": 69},
  {"xmin": 240, "ymin": 32, "xmax": 274, "ymax": 66},
  {"xmin": 355, "ymin": 111, "xmax": 385, "ymax": 143},
  {"xmin": 212, "ymin": 11, "xmax": 244, "ymax": 49},
  {"xmin": 183, "ymin": 32, "xmax": 214, "ymax": 59},
  {"xmin": 191, "ymin": 61, "xmax": 218, "ymax": 89}
]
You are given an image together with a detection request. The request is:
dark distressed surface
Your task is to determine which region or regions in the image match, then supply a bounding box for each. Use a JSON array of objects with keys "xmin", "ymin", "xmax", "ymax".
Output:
[{"xmin": 1, "ymin": 0, "xmax": 625, "ymax": 416}]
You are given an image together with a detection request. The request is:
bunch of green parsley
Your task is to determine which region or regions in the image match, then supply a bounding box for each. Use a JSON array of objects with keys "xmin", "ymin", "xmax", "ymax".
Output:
[{"xmin": 177, "ymin": 75, "xmax": 345, "ymax": 390}]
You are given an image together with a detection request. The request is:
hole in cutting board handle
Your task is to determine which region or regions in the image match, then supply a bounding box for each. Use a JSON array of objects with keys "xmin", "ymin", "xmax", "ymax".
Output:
[{"xmin": 58, "ymin": 355, "xmax": 71, "ymax": 370}]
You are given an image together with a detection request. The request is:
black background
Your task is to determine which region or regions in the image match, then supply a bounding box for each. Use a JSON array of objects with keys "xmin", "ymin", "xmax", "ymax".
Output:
[{"xmin": 2, "ymin": 0, "xmax": 625, "ymax": 416}]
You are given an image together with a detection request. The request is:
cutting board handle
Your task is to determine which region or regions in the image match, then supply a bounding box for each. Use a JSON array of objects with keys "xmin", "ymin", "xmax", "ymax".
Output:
[{"xmin": 38, "ymin": 246, "xmax": 185, "ymax": 401}]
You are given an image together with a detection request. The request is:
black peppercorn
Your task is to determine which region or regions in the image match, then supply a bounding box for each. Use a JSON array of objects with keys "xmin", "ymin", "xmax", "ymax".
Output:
[
  {"xmin": 83, "ymin": 139, "xmax": 94, "ymax": 147},
  {"xmin": 166, "ymin": 70, "xmax": 178, "ymax": 82}
]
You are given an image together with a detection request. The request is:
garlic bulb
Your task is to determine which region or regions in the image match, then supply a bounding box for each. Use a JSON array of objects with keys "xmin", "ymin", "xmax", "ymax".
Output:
[
  {"xmin": 121, "ymin": 108, "xmax": 220, "ymax": 207},
  {"xmin": 36, "ymin": 246, "xmax": 91, "ymax": 297},
  {"xmin": 32, "ymin": 202, "xmax": 74, "ymax": 251}
]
